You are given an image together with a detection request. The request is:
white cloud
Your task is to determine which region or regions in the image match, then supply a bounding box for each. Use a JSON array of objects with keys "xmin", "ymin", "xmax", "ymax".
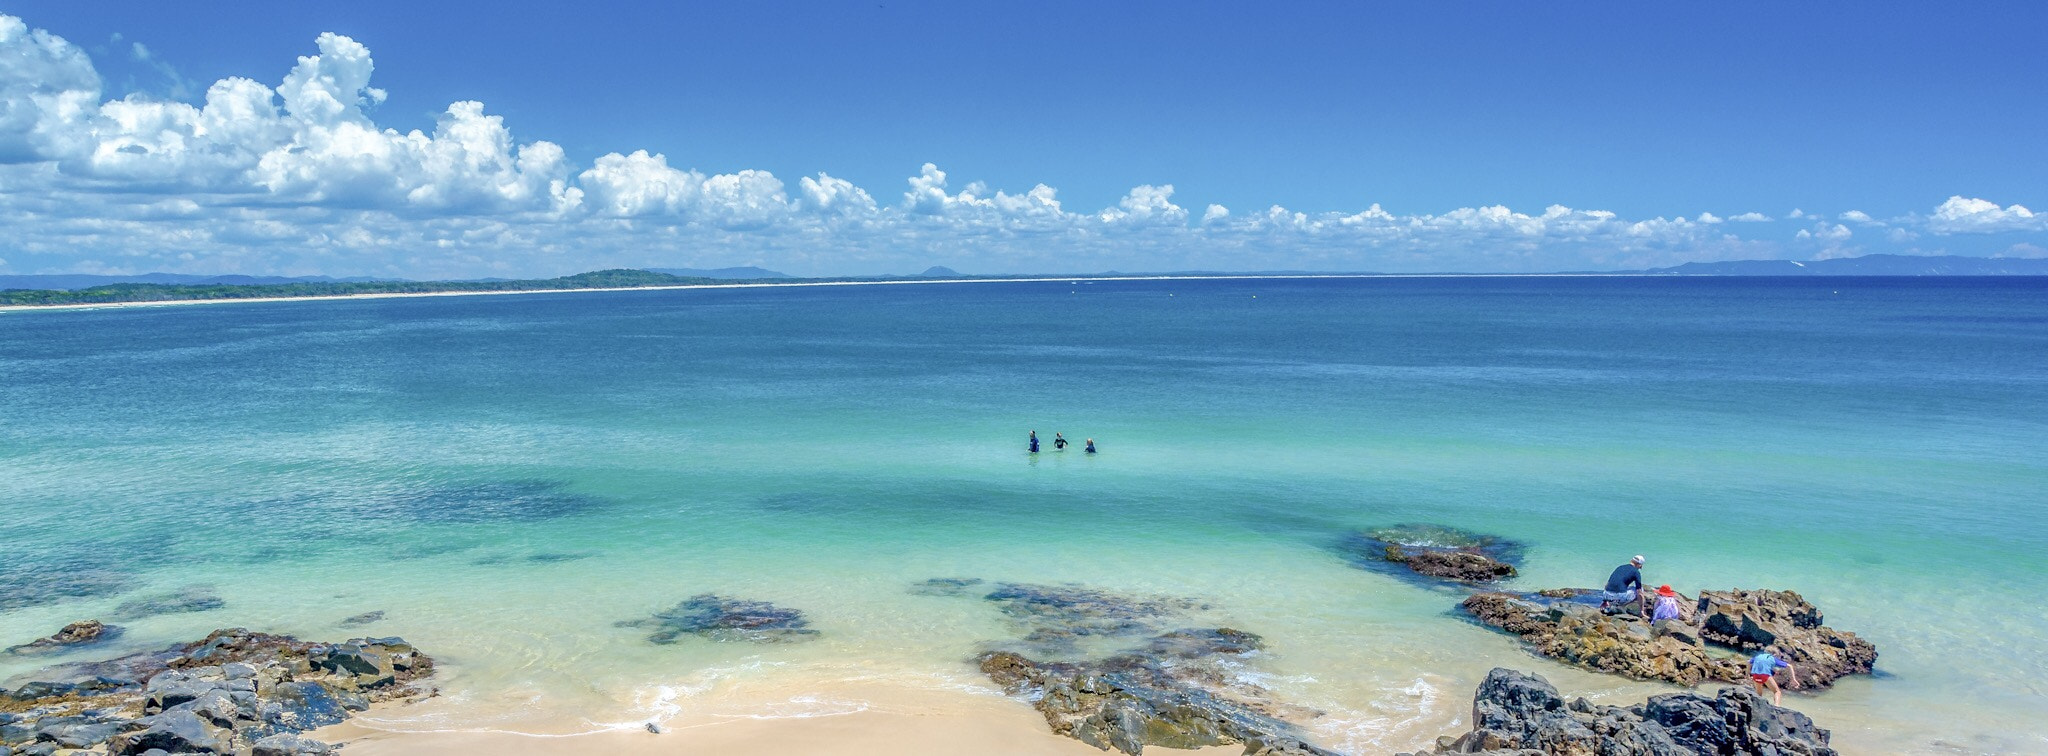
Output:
[
  {"xmin": 0, "ymin": 11, "xmax": 2040, "ymax": 278},
  {"xmin": 1926, "ymin": 196, "xmax": 2041, "ymax": 234}
]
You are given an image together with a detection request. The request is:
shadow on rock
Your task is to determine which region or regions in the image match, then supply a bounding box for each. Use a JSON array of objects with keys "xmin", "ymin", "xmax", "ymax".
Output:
[
  {"xmin": 617, "ymin": 594, "xmax": 819, "ymax": 644},
  {"xmin": 1340, "ymin": 523, "xmax": 1522, "ymax": 587},
  {"xmin": 1401, "ymin": 668, "xmax": 1836, "ymax": 756}
]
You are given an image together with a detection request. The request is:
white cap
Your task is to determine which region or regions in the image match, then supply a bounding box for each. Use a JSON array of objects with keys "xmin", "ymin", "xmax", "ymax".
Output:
[{"xmin": 1632, "ymin": 555, "xmax": 1645, "ymax": 565}]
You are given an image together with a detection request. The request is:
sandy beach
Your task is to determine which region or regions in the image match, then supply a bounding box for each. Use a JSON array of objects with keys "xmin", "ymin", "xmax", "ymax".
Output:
[{"xmin": 315, "ymin": 681, "xmax": 1245, "ymax": 756}]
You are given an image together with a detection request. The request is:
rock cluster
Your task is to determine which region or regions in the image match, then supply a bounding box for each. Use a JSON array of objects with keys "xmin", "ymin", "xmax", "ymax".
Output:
[
  {"xmin": 1695, "ymin": 589, "xmax": 1877, "ymax": 689},
  {"xmin": 979, "ymin": 628, "xmax": 1335, "ymax": 756},
  {"xmin": 0, "ymin": 628, "xmax": 433, "ymax": 756},
  {"xmin": 1461, "ymin": 588, "xmax": 1877, "ymax": 688},
  {"xmin": 1404, "ymin": 668, "xmax": 1837, "ymax": 756},
  {"xmin": 1344, "ymin": 524, "xmax": 1521, "ymax": 585},
  {"xmin": 617, "ymin": 594, "xmax": 818, "ymax": 644}
]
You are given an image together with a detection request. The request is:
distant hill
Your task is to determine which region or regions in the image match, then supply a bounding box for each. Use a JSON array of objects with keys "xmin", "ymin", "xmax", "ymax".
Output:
[
  {"xmin": 0, "ymin": 273, "xmax": 396, "ymax": 291},
  {"xmin": 919, "ymin": 266, "xmax": 962, "ymax": 277},
  {"xmin": 1642, "ymin": 254, "xmax": 2048, "ymax": 276},
  {"xmin": 645, "ymin": 266, "xmax": 791, "ymax": 279}
]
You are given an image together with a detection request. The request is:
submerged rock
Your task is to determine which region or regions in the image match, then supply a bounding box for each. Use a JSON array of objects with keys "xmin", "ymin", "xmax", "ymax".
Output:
[
  {"xmin": 1461, "ymin": 592, "xmax": 1744, "ymax": 686},
  {"xmin": 111, "ymin": 586, "xmax": 226, "ymax": 621},
  {"xmin": 5, "ymin": 621, "xmax": 123, "ymax": 657},
  {"xmin": 337, "ymin": 611, "xmax": 385, "ymax": 628},
  {"xmin": 980, "ymin": 582, "xmax": 1208, "ymax": 656},
  {"xmin": 908, "ymin": 577, "xmax": 985, "ymax": 597},
  {"xmin": 0, "ymin": 555, "xmax": 136, "ymax": 613},
  {"xmin": 1344, "ymin": 524, "xmax": 1522, "ymax": 585},
  {"xmin": 618, "ymin": 594, "xmax": 818, "ymax": 644},
  {"xmin": 1695, "ymin": 589, "xmax": 1877, "ymax": 689},
  {"xmin": 1404, "ymin": 668, "xmax": 1836, "ymax": 756},
  {"xmin": 979, "ymin": 628, "xmax": 1335, "ymax": 756},
  {"xmin": 0, "ymin": 628, "xmax": 432, "ymax": 756}
]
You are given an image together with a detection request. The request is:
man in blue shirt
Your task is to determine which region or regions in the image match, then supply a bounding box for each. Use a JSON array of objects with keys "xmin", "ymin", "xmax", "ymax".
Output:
[
  {"xmin": 1600, "ymin": 555, "xmax": 1646, "ymax": 616},
  {"xmin": 1748, "ymin": 648, "xmax": 1802, "ymax": 705}
]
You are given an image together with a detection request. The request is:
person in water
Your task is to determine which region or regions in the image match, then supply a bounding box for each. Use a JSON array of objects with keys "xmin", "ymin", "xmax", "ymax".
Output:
[
  {"xmin": 1748, "ymin": 647, "xmax": 1800, "ymax": 705},
  {"xmin": 1084, "ymin": 438, "xmax": 1096, "ymax": 454},
  {"xmin": 1028, "ymin": 431, "xmax": 1039, "ymax": 453},
  {"xmin": 1053, "ymin": 433, "xmax": 1068, "ymax": 451},
  {"xmin": 1650, "ymin": 584, "xmax": 1688, "ymax": 622},
  {"xmin": 1601, "ymin": 555, "xmax": 1646, "ymax": 616}
]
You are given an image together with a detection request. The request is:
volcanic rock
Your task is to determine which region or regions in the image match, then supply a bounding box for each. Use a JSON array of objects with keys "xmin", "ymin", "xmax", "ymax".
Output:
[
  {"xmin": 1404, "ymin": 668, "xmax": 1837, "ymax": 755},
  {"xmin": 617, "ymin": 594, "xmax": 819, "ymax": 644}
]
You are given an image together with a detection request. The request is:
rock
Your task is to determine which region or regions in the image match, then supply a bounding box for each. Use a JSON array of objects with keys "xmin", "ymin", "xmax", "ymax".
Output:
[
  {"xmin": 38, "ymin": 719, "xmax": 124, "ymax": 748},
  {"xmin": 111, "ymin": 587, "xmax": 226, "ymax": 621},
  {"xmin": 178, "ymin": 689, "xmax": 244, "ymax": 727},
  {"xmin": 978, "ymin": 629, "xmax": 1337, "ymax": 756},
  {"xmin": 258, "ymin": 681, "xmax": 351, "ymax": 733},
  {"xmin": 6, "ymin": 621, "xmax": 124, "ymax": 657},
  {"xmin": 980, "ymin": 583, "xmax": 1208, "ymax": 656},
  {"xmin": 617, "ymin": 595, "xmax": 819, "ymax": 644},
  {"xmin": 145, "ymin": 671, "xmax": 220, "ymax": 711},
  {"xmin": 1407, "ymin": 668, "xmax": 1836, "ymax": 755},
  {"xmin": 337, "ymin": 611, "xmax": 385, "ymax": 628},
  {"xmin": 1460, "ymin": 592, "xmax": 1744, "ymax": 686},
  {"xmin": 1344, "ymin": 524, "xmax": 1522, "ymax": 586},
  {"xmin": 250, "ymin": 733, "xmax": 335, "ymax": 756},
  {"xmin": 17, "ymin": 744, "xmax": 53, "ymax": 756},
  {"xmin": 111, "ymin": 710, "xmax": 232, "ymax": 755},
  {"xmin": 1696, "ymin": 589, "xmax": 1877, "ymax": 689},
  {"xmin": 907, "ymin": 577, "xmax": 985, "ymax": 597}
]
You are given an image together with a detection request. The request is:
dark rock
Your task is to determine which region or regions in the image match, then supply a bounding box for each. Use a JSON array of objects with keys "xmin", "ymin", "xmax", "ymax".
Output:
[
  {"xmin": 0, "ymin": 552, "xmax": 137, "ymax": 613},
  {"xmin": 1343, "ymin": 524, "xmax": 1523, "ymax": 586},
  {"xmin": 39, "ymin": 719, "xmax": 124, "ymax": 748},
  {"xmin": 111, "ymin": 710, "xmax": 231, "ymax": 755},
  {"xmin": 1460, "ymin": 592, "xmax": 1744, "ymax": 686},
  {"xmin": 258, "ymin": 682, "xmax": 350, "ymax": 734},
  {"xmin": 111, "ymin": 587, "xmax": 225, "ymax": 621},
  {"xmin": 17, "ymin": 744, "xmax": 52, "ymax": 756},
  {"xmin": 251, "ymin": 733, "xmax": 335, "ymax": 756},
  {"xmin": 337, "ymin": 611, "xmax": 385, "ymax": 628},
  {"xmin": 178, "ymin": 689, "xmax": 243, "ymax": 727},
  {"xmin": 979, "ymin": 630, "xmax": 1336, "ymax": 756},
  {"xmin": 1407, "ymin": 668, "xmax": 1836, "ymax": 755},
  {"xmin": 6, "ymin": 621, "xmax": 124, "ymax": 657},
  {"xmin": 617, "ymin": 595, "xmax": 819, "ymax": 644},
  {"xmin": 908, "ymin": 577, "xmax": 985, "ymax": 597},
  {"xmin": 978, "ymin": 583, "xmax": 1208, "ymax": 657},
  {"xmin": 1696, "ymin": 589, "xmax": 1877, "ymax": 689},
  {"xmin": 144, "ymin": 671, "xmax": 218, "ymax": 711}
]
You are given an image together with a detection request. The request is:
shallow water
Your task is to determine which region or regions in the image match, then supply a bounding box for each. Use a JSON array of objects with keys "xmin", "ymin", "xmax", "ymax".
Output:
[{"xmin": 2, "ymin": 277, "xmax": 2044, "ymax": 753}]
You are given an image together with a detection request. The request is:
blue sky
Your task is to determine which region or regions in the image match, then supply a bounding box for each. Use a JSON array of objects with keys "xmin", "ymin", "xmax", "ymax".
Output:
[{"xmin": 1, "ymin": 2, "xmax": 2043, "ymax": 277}]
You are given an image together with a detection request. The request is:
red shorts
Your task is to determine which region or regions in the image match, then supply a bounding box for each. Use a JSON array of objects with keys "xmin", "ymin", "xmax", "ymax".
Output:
[{"xmin": 1750, "ymin": 673, "xmax": 1775, "ymax": 684}]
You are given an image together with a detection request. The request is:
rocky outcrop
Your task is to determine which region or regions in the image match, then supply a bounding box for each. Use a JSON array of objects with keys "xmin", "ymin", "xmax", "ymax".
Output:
[
  {"xmin": 1344, "ymin": 524, "xmax": 1521, "ymax": 585},
  {"xmin": 1695, "ymin": 589, "xmax": 1877, "ymax": 689},
  {"xmin": 1461, "ymin": 592, "xmax": 1744, "ymax": 686},
  {"xmin": 0, "ymin": 628, "xmax": 431, "ymax": 755},
  {"xmin": 6, "ymin": 621, "xmax": 123, "ymax": 657},
  {"xmin": 1404, "ymin": 668, "xmax": 1836, "ymax": 756},
  {"xmin": 979, "ymin": 628, "xmax": 1336, "ymax": 756},
  {"xmin": 617, "ymin": 594, "xmax": 818, "ymax": 644},
  {"xmin": 1461, "ymin": 588, "xmax": 1879, "ymax": 689}
]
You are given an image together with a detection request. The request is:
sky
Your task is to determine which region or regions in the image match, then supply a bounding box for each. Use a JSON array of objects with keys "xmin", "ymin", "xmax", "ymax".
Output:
[{"xmin": 1, "ymin": 1, "xmax": 2043, "ymax": 278}]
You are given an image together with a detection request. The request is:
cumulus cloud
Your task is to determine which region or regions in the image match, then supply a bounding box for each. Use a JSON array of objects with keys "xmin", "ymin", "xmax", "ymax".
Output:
[
  {"xmin": 1926, "ymin": 196, "xmax": 2041, "ymax": 234},
  {"xmin": 0, "ymin": 11, "xmax": 2040, "ymax": 278}
]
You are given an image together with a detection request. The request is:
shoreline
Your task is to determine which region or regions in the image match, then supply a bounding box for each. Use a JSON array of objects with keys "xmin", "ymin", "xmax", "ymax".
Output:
[{"xmin": 0, "ymin": 272, "xmax": 1645, "ymax": 314}]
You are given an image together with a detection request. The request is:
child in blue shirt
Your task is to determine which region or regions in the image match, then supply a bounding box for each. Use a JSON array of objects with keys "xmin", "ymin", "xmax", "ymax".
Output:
[{"xmin": 1748, "ymin": 648, "xmax": 1802, "ymax": 705}]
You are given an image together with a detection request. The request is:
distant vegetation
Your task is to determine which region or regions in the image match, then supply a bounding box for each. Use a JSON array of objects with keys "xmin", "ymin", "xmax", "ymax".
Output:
[{"xmin": 0, "ymin": 269, "xmax": 738, "ymax": 307}]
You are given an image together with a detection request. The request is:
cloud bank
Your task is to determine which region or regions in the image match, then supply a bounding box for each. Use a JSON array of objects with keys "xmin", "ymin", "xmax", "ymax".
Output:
[{"xmin": 0, "ymin": 15, "xmax": 2041, "ymax": 278}]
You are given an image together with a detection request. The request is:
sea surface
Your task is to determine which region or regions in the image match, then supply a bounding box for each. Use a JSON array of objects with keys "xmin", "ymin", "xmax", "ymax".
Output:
[{"xmin": 2, "ymin": 277, "xmax": 2043, "ymax": 753}]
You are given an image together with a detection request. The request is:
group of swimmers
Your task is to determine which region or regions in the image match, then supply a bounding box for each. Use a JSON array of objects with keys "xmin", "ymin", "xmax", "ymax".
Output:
[
  {"xmin": 1027, "ymin": 430, "xmax": 1095, "ymax": 454},
  {"xmin": 1599, "ymin": 554, "xmax": 1804, "ymax": 704}
]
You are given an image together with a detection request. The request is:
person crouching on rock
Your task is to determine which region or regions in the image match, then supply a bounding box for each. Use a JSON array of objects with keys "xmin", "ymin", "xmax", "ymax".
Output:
[
  {"xmin": 1748, "ymin": 647, "xmax": 1801, "ymax": 705},
  {"xmin": 1601, "ymin": 555, "xmax": 1647, "ymax": 617},
  {"xmin": 1650, "ymin": 585, "xmax": 1689, "ymax": 622}
]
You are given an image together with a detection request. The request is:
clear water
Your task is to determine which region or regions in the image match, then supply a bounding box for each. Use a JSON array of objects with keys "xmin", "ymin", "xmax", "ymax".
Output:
[{"xmin": 2, "ymin": 277, "xmax": 2043, "ymax": 753}]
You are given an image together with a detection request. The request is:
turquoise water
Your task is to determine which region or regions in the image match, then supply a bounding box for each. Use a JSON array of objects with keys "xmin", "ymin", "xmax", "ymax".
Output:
[{"xmin": 2, "ymin": 277, "xmax": 2044, "ymax": 752}]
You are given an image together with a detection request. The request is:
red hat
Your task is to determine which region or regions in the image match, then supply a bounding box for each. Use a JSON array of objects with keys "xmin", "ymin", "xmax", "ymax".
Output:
[{"xmin": 1655, "ymin": 585, "xmax": 1677, "ymax": 597}]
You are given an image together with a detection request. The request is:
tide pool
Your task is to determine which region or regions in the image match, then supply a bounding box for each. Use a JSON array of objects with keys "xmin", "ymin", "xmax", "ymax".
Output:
[{"xmin": 2, "ymin": 277, "xmax": 2044, "ymax": 753}]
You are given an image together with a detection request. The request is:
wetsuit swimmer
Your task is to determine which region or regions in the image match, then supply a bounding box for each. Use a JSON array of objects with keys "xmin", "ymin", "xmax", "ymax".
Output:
[{"xmin": 1054, "ymin": 433, "xmax": 1068, "ymax": 450}]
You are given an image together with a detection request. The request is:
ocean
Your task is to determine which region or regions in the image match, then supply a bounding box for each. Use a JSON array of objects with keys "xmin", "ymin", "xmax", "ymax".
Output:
[{"xmin": 2, "ymin": 276, "xmax": 2043, "ymax": 753}]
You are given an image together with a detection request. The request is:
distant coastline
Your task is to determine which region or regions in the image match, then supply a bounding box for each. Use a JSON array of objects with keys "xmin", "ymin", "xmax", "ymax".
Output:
[{"xmin": 3, "ymin": 251, "xmax": 2046, "ymax": 312}]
